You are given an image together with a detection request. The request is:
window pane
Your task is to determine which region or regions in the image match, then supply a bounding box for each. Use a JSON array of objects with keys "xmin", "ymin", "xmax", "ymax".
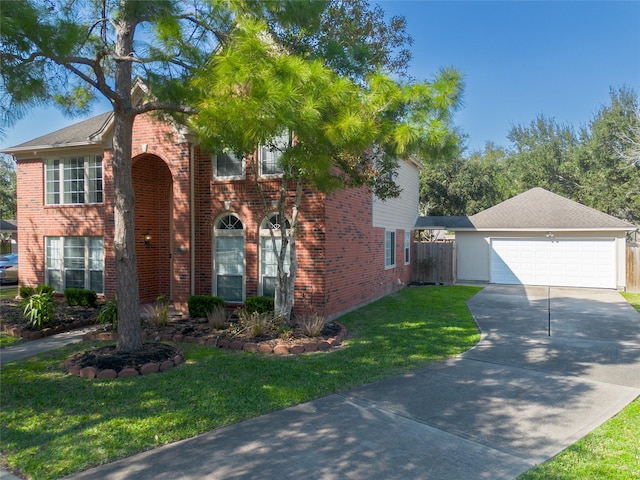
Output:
[
  {"xmin": 260, "ymin": 235, "xmax": 290, "ymax": 296},
  {"xmin": 90, "ymin": 271, "xmax": 103, "ymax": 294},
  {"xmin": 46, "ymin": 160, "xmax": 60, "ymax": 204},
  {"xmin": 216, "ymin": 237, "xmax": 244, "ymax": 275},
  {"xmin": 88, "ymin": 156, "xmax": 103, "ymax": 203},
  {"xmin": 48, "ymin": 270, "xmax": 63, "ymax": 292},
  {"xmin": 90, "ymin": 237, "xmax": 104, "ymax": 270},
  {"xmin": 262, "ymin": 276, "xmax": 276, "ymax": 298},
  {"xmin": 215, "ymin": 152, "xmax": 242, "ymax": 177},
  {"xmin": 65, "ymin": 269, "xmax": 85, "ymax": 289},
  {"xmin": 385, "ymin": 231, "xmax": 395, "ymax": 267},
  {"xmin": 260, "ymin": 132, "xmax": 288, "ymax": 175},
  {"xmin": 217, "ymin": 275, "xmax": 243, "ymax": 302},
  {"xmin": 63, "ymin": 157, "xmax": 85, "ymax": 203}
]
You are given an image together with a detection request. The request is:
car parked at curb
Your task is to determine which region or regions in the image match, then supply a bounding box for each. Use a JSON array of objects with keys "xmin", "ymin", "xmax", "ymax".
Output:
[{"xmin": 0, "ymin": 253, "xmax": 18, "ymax": 284}]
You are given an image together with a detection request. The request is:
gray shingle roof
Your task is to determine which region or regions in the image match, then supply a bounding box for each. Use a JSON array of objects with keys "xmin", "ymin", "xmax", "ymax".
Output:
[
  {"xmin": 2, "ymin": 112, "xmax": 113, "ymax": 153},
  {"xmin": 416, "ymin": 188, "xmax": 636, "ymax": 232},
  {"xmin": 462, "ymin": 187, "xmax": 635, "ymax": 231}
]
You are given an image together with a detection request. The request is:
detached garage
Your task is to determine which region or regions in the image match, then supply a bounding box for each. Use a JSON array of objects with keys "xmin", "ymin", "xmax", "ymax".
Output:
[{"xmin": 450, "ymin": 188, "xmax": 636, "ymax": 290}]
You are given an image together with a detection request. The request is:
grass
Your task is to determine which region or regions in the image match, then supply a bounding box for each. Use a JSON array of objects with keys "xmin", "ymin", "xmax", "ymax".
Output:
[
  {"xmin": 621, "ymin": 291, "xmax": 640, "ymax": 314},
  {"xmin": 0, "ymin": 286, "xmax": 482, "ymax": 480},
  {"xmin": 0, "ymin": 333, "xmax": 22, "ymax": 348},
  {"xmin": 0, "ymin": 286, "xmax": 18, "ymax": 300},
  {"xmin": 517, "ymin": 291, "xmax": 640, "ymax": 480}
]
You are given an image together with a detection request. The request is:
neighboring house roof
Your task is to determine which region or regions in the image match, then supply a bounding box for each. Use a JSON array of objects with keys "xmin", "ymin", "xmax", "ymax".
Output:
[
  {"xmin": 417, "ymin": 188, "xmax": 637, "ymax": 232},
  {"xmin": 0, "ymin": 219, "xmax": 17, "ymax": 231},
  {"xmin": 1, "ymin": 112, "xmax": 113, "ymax": 154}
]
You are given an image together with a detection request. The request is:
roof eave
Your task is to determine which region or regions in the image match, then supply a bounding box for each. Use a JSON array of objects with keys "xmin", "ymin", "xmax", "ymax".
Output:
[
  {"xmin": 2, "ymin": 140, "xmax": 104, "ymax": 156},
  {"xmin": 451, "ymin": 226, "xmax": 637, "ymax": 232}
]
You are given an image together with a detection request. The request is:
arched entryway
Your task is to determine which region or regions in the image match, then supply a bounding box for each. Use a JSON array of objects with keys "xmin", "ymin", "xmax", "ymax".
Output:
[{"xmin": 133, "ymin": 154, "xmax": 173, "ymax": 303}]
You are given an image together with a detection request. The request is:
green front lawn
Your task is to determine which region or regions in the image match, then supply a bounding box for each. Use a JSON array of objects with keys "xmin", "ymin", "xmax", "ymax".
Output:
[
  {"xmin": 517, "ymin": 291, "xmax": 640, "ymax": 479},
  {"xmin": 0, "ymin": 286, "xmax": 482, "ymax": 480},
  {"xmin": 0, "ymin": 286, "xmax": 18, "ymax": 300}
]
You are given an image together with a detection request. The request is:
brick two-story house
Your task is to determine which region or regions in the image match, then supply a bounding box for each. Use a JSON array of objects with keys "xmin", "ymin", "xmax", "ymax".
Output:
[{"xmin": 3, "ymin": 110, "xmax": 419, "ymax": 319}]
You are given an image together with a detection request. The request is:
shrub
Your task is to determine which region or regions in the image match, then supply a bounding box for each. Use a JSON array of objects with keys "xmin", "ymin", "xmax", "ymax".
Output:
[
  {"xmin": 20, "ymin": 284, "xmax": 55, "ymax": 299},
  {"xmin": 295, "ymin": 310, "xmax": 326, "ymax": 337},
  {"xmin": 98, "ymin": 295, "xmax": 118, "ymax": 330},
  {"xmin": 64, "ymin": 288, "xmax": 97, "ymax": 308},
  {"xmin": 206, "ymin": 305, "xmax": 228, "ymax": 330},
  {"xmin": 22, "ymin": 292, "xmax": 56, "ymax": 330},
  {"xmin": 188, "ymin": 295, "xmax": 224, "ymax": 318},
  {"xmin": 244, "ymin": 296, "xmax": 274, "ymax": 314}
]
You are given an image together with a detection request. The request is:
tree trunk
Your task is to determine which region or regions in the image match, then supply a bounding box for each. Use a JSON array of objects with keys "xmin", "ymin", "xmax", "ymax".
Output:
[{"xmin": 113, "ymin": 14, "xmax": 142, "ymax": 352}]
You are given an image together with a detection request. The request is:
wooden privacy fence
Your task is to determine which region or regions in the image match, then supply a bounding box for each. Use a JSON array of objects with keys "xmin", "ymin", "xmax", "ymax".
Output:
[
  {"xmin": 412, "ymin": 242, "xmax": 456, "ymax": 285},
  {"xmin": 627, "ymin": 243, "xmax": 640, "ymax": 293}
]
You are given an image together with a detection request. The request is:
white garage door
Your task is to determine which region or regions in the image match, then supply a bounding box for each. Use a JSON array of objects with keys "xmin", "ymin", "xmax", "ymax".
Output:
[{"xmin": 490, "ymin": 238, "xmax": 616, "ymax": 289}]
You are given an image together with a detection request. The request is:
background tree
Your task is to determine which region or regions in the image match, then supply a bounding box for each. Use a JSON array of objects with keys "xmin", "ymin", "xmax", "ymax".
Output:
[
  {"xmin": 574, "ymin": 87, "xmax": 640, "ymax": 223},
  {"xmin": 420, "ymin": 86, "xmax": 639, "ymax": 225},
  {"xmin": 191, "ymin": 15, "xmax": 463, "ymax": 321},
  {"xmin": 0, "ymin": 154, "xmax": 16, "ymax": 220}
]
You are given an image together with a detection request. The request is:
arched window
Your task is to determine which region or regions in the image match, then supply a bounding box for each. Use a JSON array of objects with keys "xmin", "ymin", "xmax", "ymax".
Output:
[
  {"xmin": 259, "ymin": 213, "xmax": 291, "ymax": 297},
  {"xmin": 213, "ymin": 214, "xmax": 245, "ymax": 302}
]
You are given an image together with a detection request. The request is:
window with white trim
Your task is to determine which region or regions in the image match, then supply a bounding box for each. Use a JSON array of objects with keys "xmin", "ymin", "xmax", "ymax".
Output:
[
  {"xmin": 213, "ymin": 151, "xmax": 243, "ymax": 179},
  {"xmin": 45, "ymin": 156, "xmax": 103, "ymax": 205},
  {"xmin": 385, "ymin": 230, "xmax": 396, "ymax": 268},
  {"xmin": 259, "ymin": 132, "xmax": 289, "ymax": 176},
  {"xmin": 213, "ymin": 214, "xmax": 245, "ymax": 302},
  {"xmin": 404, "ymin": 231, "xmax": 411, "ymax": 264},
  {"xmin": 259, "ymin": 213, "xmax": 291, "ymax": 297},
  {"xmin": 46, "ymin": 237, "xmax": 104, "ymax": 293}
]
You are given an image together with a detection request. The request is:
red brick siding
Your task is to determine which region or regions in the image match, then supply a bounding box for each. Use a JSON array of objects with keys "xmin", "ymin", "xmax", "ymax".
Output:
[{"xmin": 323, "ymin": 187, "xmax": 411, "ymax": 318}]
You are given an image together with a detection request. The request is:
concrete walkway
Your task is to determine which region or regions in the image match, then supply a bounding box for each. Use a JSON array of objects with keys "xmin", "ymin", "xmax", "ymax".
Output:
[{"xmin": 2, "ymin": 286, "xmax": 639, "ymax": 479}]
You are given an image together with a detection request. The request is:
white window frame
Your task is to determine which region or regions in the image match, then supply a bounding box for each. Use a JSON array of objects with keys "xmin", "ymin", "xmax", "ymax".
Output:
[
  {"xmin": 404, "ymin": 231, "xmax": 411, "ymax": 265},
  {"xmin": 45, "ymin": 156, "xmax": 103, "ymax": 205},
  {"xmin": 213, "ymin": 214, "xmax": 245, "ymax": 303},
  {"xmin": 385, "ymin": 230, "xmax": 396, "ymax": 269},
  {"xmin": 258, "ymin": 131, "xmax": 289, "ymax": 177},
  {"xmin": 45, "ymin": 236, "xmax": 104, "ymax": 293},
  {"xmin": 259, "ymin": 213, "xmax": 291, "ymax": 297},
  {"xmin": 213, "ymin": 151, "xmax": 245, "ymax": 180}
]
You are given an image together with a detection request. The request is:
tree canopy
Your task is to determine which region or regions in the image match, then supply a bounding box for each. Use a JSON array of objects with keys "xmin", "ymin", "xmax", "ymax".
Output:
[
  {"xmin": 421, "ymin": 87, "xmax": 640, "ymax": 225},
  {"xmin": 2, "ymin": 0, "xmax": 458, "ymax": 344}
]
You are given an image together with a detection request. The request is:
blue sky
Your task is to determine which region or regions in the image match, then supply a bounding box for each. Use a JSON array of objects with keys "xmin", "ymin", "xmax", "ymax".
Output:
[{"xmin": 2, "ymin": 1, "xmax": 639, "ymax": 154}]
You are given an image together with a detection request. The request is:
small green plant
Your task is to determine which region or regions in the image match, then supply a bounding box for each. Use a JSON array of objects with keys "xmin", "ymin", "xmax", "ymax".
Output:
[
  {"xmin": 143, "ymin": 295, "xmax": 170, "ymax": 327},
  {"xmin": 244, "ymin": 296, "xmax": 274, "ymax": 314},
  {"xmin": 188, "ymin": 295, "xmax": 224, "ymax": 318},
  {"xmin": 21, "ymin": 292, "xmax": 56, "ymax": 330},
  {"xmin": 238, "ymin": 309, "xmax": 280, "ymax": 337},
  {"xmin": 206, "ymin": 305, "xmax": 228, "ymax": 330},
  {"xmin": 98, "ymin": 295, "xmax": 118, "ymax": 330},
  {"xmin": 64, "ymin": 288, "xmax": 97, "ymax": 308},
  {"xmin": 295, "ymin": 310, "xmax": 326, "ymax": 337}
]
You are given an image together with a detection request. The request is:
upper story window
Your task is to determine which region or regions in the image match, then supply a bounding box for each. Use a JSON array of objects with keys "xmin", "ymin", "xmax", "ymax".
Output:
[
  {"xmin": 214, "ymin": 151, "xmax": 244, "ymax": 179},
  {"xmin": 259, "ymin": 132, "xmax": 289, "ymax": 176},
  {"xmin": 45, "ymin": 156, "xmax": 103, "ymax": 205}
]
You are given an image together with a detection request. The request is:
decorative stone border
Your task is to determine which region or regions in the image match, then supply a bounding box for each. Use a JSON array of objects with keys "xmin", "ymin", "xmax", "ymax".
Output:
[
  {"xmin": 83, "ymin": 323, "xmax": 348, "ymax": 355},
  {"xmin": 1, "ymin": 318, "xmax": 97, "ymax": 340},
  {"xmin": 64, "ymin": 346, "xmax": 184, "ymax": 379}
]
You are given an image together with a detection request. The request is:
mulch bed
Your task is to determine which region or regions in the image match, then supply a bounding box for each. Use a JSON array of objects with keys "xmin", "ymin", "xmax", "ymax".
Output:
[{"xmin": 2, "ymin": 297, "xmax": 347, "ymax": 379}]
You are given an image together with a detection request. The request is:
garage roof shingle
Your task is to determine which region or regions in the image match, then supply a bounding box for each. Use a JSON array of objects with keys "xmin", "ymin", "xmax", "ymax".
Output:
[{"xmin": 460, "ymin": 187, "xmax": 636, "ymax": 231}]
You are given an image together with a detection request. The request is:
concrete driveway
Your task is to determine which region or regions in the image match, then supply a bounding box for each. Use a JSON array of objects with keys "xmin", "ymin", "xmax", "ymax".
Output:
[{"xmin": 66, "ymin": 286, "xmax": 640, "ymax": 480}]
